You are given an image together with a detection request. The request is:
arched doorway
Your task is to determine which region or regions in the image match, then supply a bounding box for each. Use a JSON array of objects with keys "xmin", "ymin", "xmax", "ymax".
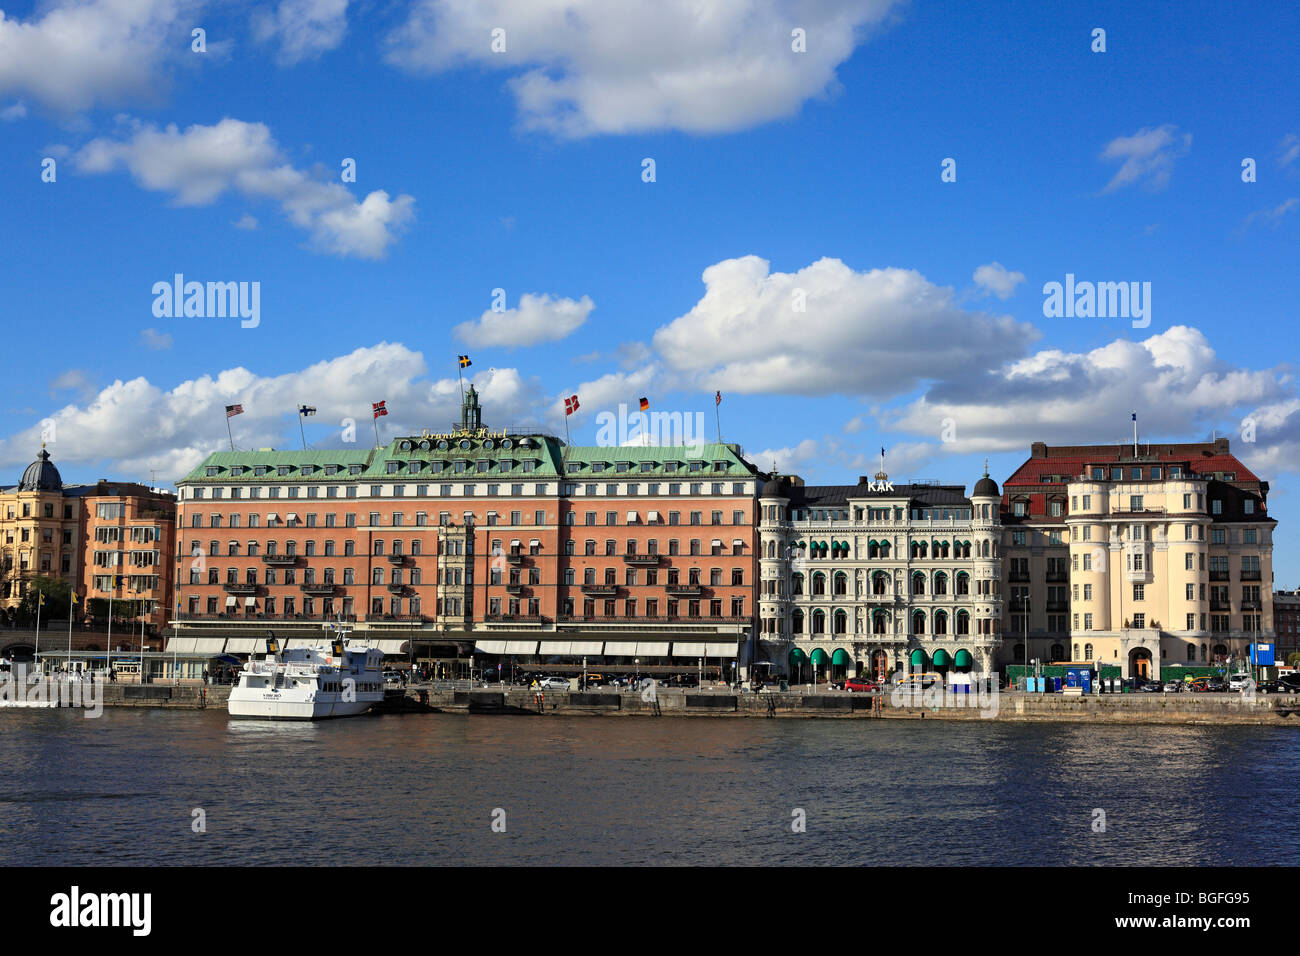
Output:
[
  {"xmin": 830, "ymin": 648, "xmax": 851, "ymax": 679},
  {"xmin": 1129, "ymin": 647, "xmax": 1152, "ymax": 680},
  {"xmin": 788, "ymin": 647, "xmax": 807, "ymax": 683},
  {"xmin": 908, "ymin": 648, "xmax": 928, "ymax": 674},
  {"xmin": 932, "ymin": 648, "xmax": 951, "ymax": 676},
  {"xmin": 809, "ymin": 648, "xmax": 830, "ymax": 681},
  {"xmin": 953, "ymin": 648, "xmax": 974, "ymax": 674},
  {"xmin": 871, "ymin": 649, "xmax": 889, "ymax": 681}
]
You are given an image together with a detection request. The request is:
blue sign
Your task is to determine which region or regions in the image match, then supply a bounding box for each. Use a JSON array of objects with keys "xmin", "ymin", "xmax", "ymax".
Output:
[{"xmin": 1250, "ymin": 643, "xmax": 1275, "ymax": 666}]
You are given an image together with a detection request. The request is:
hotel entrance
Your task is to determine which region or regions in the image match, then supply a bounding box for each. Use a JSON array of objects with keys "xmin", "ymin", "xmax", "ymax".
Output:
[{"xmin": 1129, "ymin": 648, "xmax": 1153, "ymax": 680}]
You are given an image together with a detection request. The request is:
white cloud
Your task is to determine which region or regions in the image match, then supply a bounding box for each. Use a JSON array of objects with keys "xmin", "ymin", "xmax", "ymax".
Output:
[
  {"xmin": 1238, "ymin": 197, "xmax": 1299, "ymax": 233},
  {"xmin": 453, "ymin": 293, "xmax": 594, "ymax": 347},
  {"xmin": 50, "ymin": 369, "xmax": 98, "ymax": 401},
  {"xmin": 549, "ymin": 366, "xmax": 659, "ymax": 427},
  {"xmin": 385, "ymin": 0, "xmax": 903, "ymax": 137},
  {"xmin": 0, "ymin": 101, "xmax": 26, "ymax": 121},
  {"xmin": 75, "ymin": 118, "xmax": 415, "ymax": 259},
  {"xmin": 652, "ymin": 255, "xmax": 1039, "ymax": 396},
  {"xmin": 1278, "ymin": 134, "xmax": 1299, "ymax": 170},
  {"xmin": 881, "ymin": 326, "xmax": 1292, "ymax": 463},
  {"xmin": 1099, "ymin": 124, "xmax": 1192, "ymax": 193},
  {"xmin": 233, "ymin": 213, "xmax": 259, "ymax": 230},
  {"xmin": 251, "ymin": 0, "xmax": 349, "ymax": 65},
  {"xmin": 753, "ymin": 438, "xmax": 819, "ymax": 474},
  {"xmin": 140, "ymin": 328, "xmax": 173, "ymax": 350},
  {"xmin": 0, "ymin": 0, "xmax": 196, "ymax": 112},
  {"xmin": 0, "ymin": 344, "xmax": 547, "ymax": 481},
  {"xmin": 972, "ymin": 261, "xmax": 1025, "ymax": 300}
]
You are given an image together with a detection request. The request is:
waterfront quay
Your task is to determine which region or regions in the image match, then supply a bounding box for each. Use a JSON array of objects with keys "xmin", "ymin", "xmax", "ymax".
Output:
[{"xmin": 51, "ymin": 680, "xmax": 1300, "ymax": 725}]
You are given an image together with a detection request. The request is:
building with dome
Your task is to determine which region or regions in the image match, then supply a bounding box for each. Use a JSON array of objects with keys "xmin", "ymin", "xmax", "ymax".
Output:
[
  {"xmin": 0, "ymin": 446, "xmax": 177, "ymax": 634},
  {"xmin": 757, "ymin": 466, "xmax": 1003, "ymax": 682}
]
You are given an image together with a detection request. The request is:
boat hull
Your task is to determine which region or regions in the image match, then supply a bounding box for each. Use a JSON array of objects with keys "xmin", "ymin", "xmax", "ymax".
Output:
[{"xmin": 227, "ymin": 693, "xmax": 379, "ymax": 720}]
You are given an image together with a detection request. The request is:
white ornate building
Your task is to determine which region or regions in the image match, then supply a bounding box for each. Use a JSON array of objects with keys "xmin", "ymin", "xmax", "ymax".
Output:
[{"xmin": 757, "ymin": 470, "xmax": 1003, "ymax": 681}]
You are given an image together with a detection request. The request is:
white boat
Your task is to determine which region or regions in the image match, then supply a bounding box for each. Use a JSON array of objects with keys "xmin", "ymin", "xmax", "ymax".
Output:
[{"xmin": 227, "ymin": 626, "xmax": 385, "ymax": 720}]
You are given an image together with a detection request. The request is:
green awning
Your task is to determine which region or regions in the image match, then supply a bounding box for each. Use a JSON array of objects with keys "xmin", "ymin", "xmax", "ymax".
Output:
[
  {"xmin": 831, "ymin": 648, "xmax": 851, "ymax": 665},
  {"xmin": 932, "ymin": 648, "xmax": 951, "ymax": 668},
  {"xmin": 809, "ymin": 648, "xmax": 830, "ymax": 666},
  {"xmin": 789, "ymin": 648, "xmax": 807, "ymax": 666},
  {"xmin": 909, "ymin": 649, "xmax": 928, "ymax": 668},
  {"xmin": 954, "ymin": 649, "xmax": 973, "ymax": 670}
]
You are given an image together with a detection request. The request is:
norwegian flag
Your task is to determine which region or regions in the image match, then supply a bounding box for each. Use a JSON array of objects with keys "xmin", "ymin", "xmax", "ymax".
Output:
[
  {"xmin": 564, "ymin": 395, "xmax": 580, "ymax": 416},
  {"xmin": 715, "ymin": 390, "xmax": 722, "ymax": 406},
  {"xmin": 372, "ymin": 400, "xmax": 388, "ymax": 419}
]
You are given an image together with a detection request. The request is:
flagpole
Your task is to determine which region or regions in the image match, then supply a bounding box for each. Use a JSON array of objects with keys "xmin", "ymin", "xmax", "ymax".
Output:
[
  {"xmin": 373, "ymin": 413, "xmax": 381, "ymax": 449},
  {"xmin": 457, "ymin": 365, "xmax": 465, "ymax": 407},
  {"xmin": 67, "ymin": 593, "xmax": 74, "ymax": 672},
  {"xmin": 34, "ymin": 591, "xmax": 41, "ymax": 677},
  {"xmin": 298, "ymin": 410, "xmax": 307, "ymax": 450},
  {"xmin": 226, "ymin": 413, "xmax": 234, "ymax": 452},
  {"xmin": 715, "ymin": 401, "xmax": 721, "ymax": 444},
  {"xmin": 107, "ymin": 585, "xmax": 113, "ymax": 678}
]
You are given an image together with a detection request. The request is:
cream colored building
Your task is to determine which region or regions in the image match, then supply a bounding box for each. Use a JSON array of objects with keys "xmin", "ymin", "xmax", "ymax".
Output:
[{"xmin": 999, "ymin": 440, "xmax": 1274, "ymax": 679}]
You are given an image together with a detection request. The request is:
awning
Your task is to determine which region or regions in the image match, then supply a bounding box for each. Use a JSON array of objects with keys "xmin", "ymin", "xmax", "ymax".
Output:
[
  {"xmin": 789, "ymin": 647, "xmax": 807, "ymax": 666},
  {"xmin": 266, "ymin": 513, "xmax": 277, "ymax": 521},
  {"xmin": 538, "ymin": 641, "xmax": 572, "ymax": 655},
  {"xmin": 647, "ymin": 511, "xmax": 659, "ymax": 522},
  {"xmin": 285, "ymin": 513, "xmax": 298, "ymax": 521},
  {"xmin": 224, "ymin": 596, "xmax": 237, "ymax": 607},
  {"xmin": 809, "ymin": 648, "xmax": 830, "ymax": 666},
  {"xmin": 191, "ymin": 638, "xmax": 228, "ymax": 655},
  {"xmin": 626, "ymin": 511, "xmax": 638, "ymax": 523},
  {"xmin": 475, "ymin": 640, "xmax": 508, "ymax": 654},
  {"xmin": 673, "ymin": 642, "xmax": 708, "ymax": 657},
  {"xmin": 711, "ymin": 539, "xmax": 722, "ymax": 548},
  {"xmin": 243, "ymin": 597, "xmax": 257, "ymax": 606},
  {"xmin": 705, "ymin": 642, "xmax": 737, "ymax": 657},
  {"xmin": 503, "ymin": 640, "xmax": 537, "ymax": 655},
  {"xmin": 165, "ymin": 637, "xmax": 197, "ymax": 654},
  {"xmin": 371, "ymin": 640, "xmax": 410, "ymax": 655},
  {"xmin": 909, "ymin": 648, "xmax": 929, "ymax": 668},
  {"xmin": 224, "ymin": 637, "xmax": 257, "ymax": 654},
  {"xmin": 602, "ymin": 643, "xmax": 638, "ymax": 657},
  {"xmin": 831, "ymin": 648, "xmax": 851, "ymax": 665},
  {"xmin": 954, "ymin": 649, "xmax": 974, "ymax": 670},
  {"xmin": 635, "ymin": 642, "xmax": 670, "ymax": 656},
  {"xmin": 932, "ymin": 648, "xmax": 951, "ymax": 668},
  {"xmin": 568, "ymin": 641, "xmax": 604, "ymax": 656}
]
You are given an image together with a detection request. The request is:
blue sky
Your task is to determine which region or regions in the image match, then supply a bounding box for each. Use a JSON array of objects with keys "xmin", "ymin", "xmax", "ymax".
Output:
[{"xmin": 2, "ymin": 0, "xmax": 1298, "ymax": 579}]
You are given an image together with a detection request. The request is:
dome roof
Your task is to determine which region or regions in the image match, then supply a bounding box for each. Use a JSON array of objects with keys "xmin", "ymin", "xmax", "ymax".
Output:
[
  {"xmin": 760, "ymin": 477, "xmax": 786, "ymax": 498},
  {"xmin": 973, "ymin": 475, "xmax": 999, "ymax": 497},
  {"xmin": 19, "ymin": 448, "xmax": 62, "ymax": 492}
]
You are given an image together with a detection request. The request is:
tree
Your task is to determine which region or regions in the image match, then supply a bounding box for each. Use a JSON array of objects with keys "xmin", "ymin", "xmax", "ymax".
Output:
[
  {"xmin": 1287, "ymin": 652, "xmax": 1300, "ymax": 669},
  {"xmin": 15, "ymin": 575, "xmax": 72, "ymax": 626}
]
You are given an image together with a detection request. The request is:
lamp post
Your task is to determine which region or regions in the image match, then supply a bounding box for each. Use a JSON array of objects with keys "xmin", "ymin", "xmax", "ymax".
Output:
[{"xmin": 635, "ymin": 658, "xmax": 639, "ymax": 684}]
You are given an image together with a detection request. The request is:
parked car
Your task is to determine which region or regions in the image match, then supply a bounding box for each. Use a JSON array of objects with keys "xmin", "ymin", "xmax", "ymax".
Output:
[
  {"xmin": 535, "ymin": 676, "xmax": 570, "ymax": 690},
  {"xmin": 1255, "ymin": 680, "xmax": 1288, "ymax": 695},
  {"xmin": 844, "ymin": 677, "xmax": 879, "ymax": 693},
  {"xmin": 382, "ymin": 670, "xmax": 402, "ymax": 685},
  {"xmin": 1162, "ymin": 680, "xmax": 1185, "ymax": 693},
  {"xmin": 1203, "ymin": 678, "xmax": 1227, "ymax": 692},
  {"xmin": 1137, "ymin": 680, "xmax": 1163, "ymax": 693},
  {"xmin": 1227, "ymin": 674, "xmax": 1255, "ymax": 692}
]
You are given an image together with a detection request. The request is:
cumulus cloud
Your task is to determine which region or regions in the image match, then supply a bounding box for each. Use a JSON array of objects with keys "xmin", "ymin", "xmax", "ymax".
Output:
[
  {"xmin": 549, "ymin": 365, "xmax": 659, "ymax": 428},
  {"xmin": 251, "ymin": 0, "xmax": 349, "ymax": 65},
  {"xmin": 881, "ymin": 326, "xmax": 1292, "ymax": 463},
  {"xmin": 0, "ymin": 344, "xmax": 547, "ymax": 481},
  {"xmin": 0, "ymin": 0, "xmax": 196, "ymax": 112},
  {"xmin": 454, "ymin": 293, "xmax": 594, "ymax": 347},
  {"xmin": 973, "ymin": 261, "xmax": 1026, "ymax": 300},
  {"xmin": 1099, "ymin": 124, "xmax": 1192, "ymax": 193},
  {"xmin": 0, "ymin": 101, "xmax": 26, "ymax": 121},
  {"xmin": 652, "ymin": 255, "xmax": 1039, "ymax": 397},
  {"xmin": 233, "ymin": 213, "xmax": 259, "ymax": 230},
  {"xmin": 753, "ymin": 438, "xmax": 819, "ymax": 474},
  {"xmin": 75, "ymin": 118, "xmax": 415, "ymax": 259},
  {"xmin": 385, "ymin": 0, "xmax": 903, "ymax": 137},
  {"xmin": 50, "ymin": 369, "xmax": 98, "ymax": 401}
]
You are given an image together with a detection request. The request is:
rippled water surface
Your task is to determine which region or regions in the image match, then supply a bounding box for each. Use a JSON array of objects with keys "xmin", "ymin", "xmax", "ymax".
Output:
[{"xmin": 3, "ymin": 709, "xmax": 1298, "ymax": 865}]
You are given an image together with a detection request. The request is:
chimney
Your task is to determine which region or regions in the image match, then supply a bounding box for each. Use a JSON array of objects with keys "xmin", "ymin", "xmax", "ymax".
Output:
[{"xmin": 1031, "ymin": 442, "xmax": 1047, "ymax": 458}]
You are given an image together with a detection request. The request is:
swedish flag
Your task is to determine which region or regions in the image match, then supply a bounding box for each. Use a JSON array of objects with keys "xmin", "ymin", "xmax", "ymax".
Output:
[
  {"xmin": 70, "ymin": 593, "xmax": 78, "ymax": 606},
  {"xmin": 458, "ymin": 355, "xmax": 472, "ymax": 368}
]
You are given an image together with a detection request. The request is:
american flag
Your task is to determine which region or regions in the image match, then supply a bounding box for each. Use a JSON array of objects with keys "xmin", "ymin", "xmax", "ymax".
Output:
[{"xmin": 225, "ymin": 404, "xmax": 244, "ymax": 418}]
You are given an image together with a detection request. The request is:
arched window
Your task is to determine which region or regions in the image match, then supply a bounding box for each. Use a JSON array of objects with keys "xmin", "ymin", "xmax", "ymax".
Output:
[
  {"xmin": 956, "ymin": 572, "xmax": 970, "ymax": 596},
  {"xmin": 934, "ymin": 572, "xmax": 948, "ymax": 595},
  {"xmin": 792, "ymin": 609, "xmax": 804, "ymax": 634},
  {"xmin": 872, "ymin": 571, "xmax": 889, "ymax": 596},
  {"xmin": 956, "ymin": 610, "xmax": 970, "ymax": 635},
  {"xmin": 833, "ymin": 609, "xmax": 847, "ymax": 635},
  {"xmin": 911, "ymin": 572, "xmax": 925, "ymax": 596},
  {"xmin": 868, "ymin": 541, "xmax": 879, "ymax": 559},
  {"xmin": 792, "ymin": 572, "xmax": 804, "ymax": 595},
  {"xmin": 879, "ymin": 541, "xmax": 890, "ymax": 557},
  {"xmin": 812, "ymin": 572, "xmax": 826, "ymax": 596},
  {"xmin": 812, "ymin": 609, "xmax": 826, "ymax": 635},
  {"xmin": 872, "ymin": 610, "xmax": 888, "ymax": 635},
  {"xmin": 833, "ymin": 572, "xmax": 847, "ymax": 596},
  {"xmin": 1085, "ymin": 643, "xmax": 1094, "ymax": 660},
  {"xmin": 934, "ymin": 610, "xmax": 948, "ymax": 635},
  {"xmin": 912, "ymin": 610, "xmax": 926, "ymax": 635}
]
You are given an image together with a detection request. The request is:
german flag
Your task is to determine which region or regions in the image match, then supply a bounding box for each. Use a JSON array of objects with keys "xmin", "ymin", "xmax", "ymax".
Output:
[{"xmin": 639, "ymin": 397, "xmax": 649, "ymax": 411}]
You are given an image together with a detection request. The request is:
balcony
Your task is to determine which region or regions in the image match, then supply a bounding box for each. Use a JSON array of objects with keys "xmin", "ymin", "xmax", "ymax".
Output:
[
  {"xmin": 1210, "ymin": 570, "xmax": 1230, "ymax": 582},
  {"xmin": 1045, "ymin": 571, "xmax": 1069, "ymax": 583},
  {"xmin": 505, "ymin": 553, "xmax": 525, "ymax": 565},
  {"xmin": 222, "ymin": 582, "xmax": 258, "ymax": 595},
  {"xmin": 1009, "ymin": 572, "xmax": 1030, "ymax": 583},
  {"xmin": 1210, "ymin": 600, "xmax": 1231, "ymax": 612},
  {"xmin": 386, "ymin": 583, "xmax": 407, "ymax": 594},
  {"xmin": 1242, "ymin": 570, "xmax": 1262, "ymax": 581},
  {"xmin": 1241, "ymin": 600, "xmax": 1262, "ymax": 611},
  {"xmin": 386, "ymin": 554, "xmax": 407, "ymax": 565},
  {"xmin": 623, "ymin": 554, "xmax": 661, "ymax": 566},
  {"xmin": 505, "ymin": 583, "xmax": 525, "ymax": 595},
  {"xmin": 300, "ymin": 583, "xmax": 337, "ymax": 596},
  {"xmin": 262, "ymin": 554, "xmax": 297, "ymax": 566},
  {"xmin": 1046, "ymin": 601, "xmax": 1069, "ymax": 613},
  {"xmin": 580, "ymin": 584, "xmax": 619, "ymax": 597},
  {"xmin": 665, "ymin": 584, "xmax": 704, "ymax": 597},
  {"xmin": 484, "ymin": 614, "xmax": 549, "ymax": 624}
]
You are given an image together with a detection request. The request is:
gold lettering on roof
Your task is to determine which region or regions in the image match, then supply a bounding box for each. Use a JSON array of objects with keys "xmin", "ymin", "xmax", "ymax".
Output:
[{"xmin": 418, "ymin": 427, "xmax": 507, "ymax": 441}]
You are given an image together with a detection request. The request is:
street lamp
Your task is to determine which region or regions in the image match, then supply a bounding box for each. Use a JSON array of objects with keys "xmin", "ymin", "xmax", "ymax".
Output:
[{"xmin": 635, "ymin": 657, "xmax": 639, "ymax": 684}]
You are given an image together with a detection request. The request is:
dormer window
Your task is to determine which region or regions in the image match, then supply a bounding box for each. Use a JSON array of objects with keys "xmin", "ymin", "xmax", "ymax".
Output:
[
  {"xmin": 324, "ymin": 465, "xmax": 337, "ymax": 475},
  {"xmin": 386, "ymin": 461, "xmax": 400, "ymax": 474},
  {"xmin": 206, "ymin": 466, "xmax": 219, "ymax": 477},
  {"xmin": 301, "ymin": 465, "xmax": 313, "ymax": 476},
  {"xmin": 254, "ymin": 466, "xmax": 266, "ymax": 476},
  {"xmin": 278, "ymin": 465, "xmax": 291, "ymax": 476},
  {"xmin": 230, "ymin": 466, "xmax": 243, "ymax": 477}
]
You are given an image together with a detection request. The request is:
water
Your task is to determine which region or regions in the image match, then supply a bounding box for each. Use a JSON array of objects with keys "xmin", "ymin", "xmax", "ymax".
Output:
[{"xmin": 3, "ymin": 709, "xmax": 1298, "ymax": 866}]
